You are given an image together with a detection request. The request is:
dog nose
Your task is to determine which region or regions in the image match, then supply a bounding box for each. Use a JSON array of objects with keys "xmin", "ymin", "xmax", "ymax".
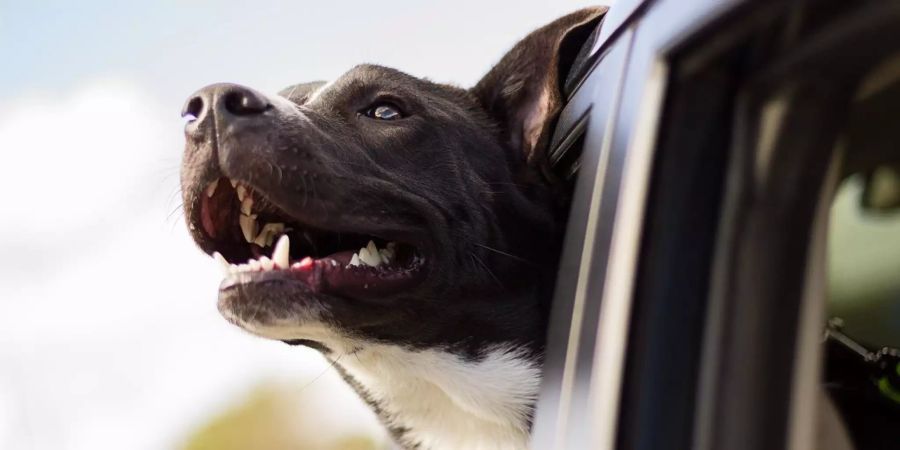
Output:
[{"xmin": 182, "ymin": 83, "xmax": 270, "ymax": 138}]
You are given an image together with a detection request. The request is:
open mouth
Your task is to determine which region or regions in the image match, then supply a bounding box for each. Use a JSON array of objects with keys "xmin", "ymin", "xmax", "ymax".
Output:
[{"xmin": 195, "ymin": 177, "xmax": 426, "ymax": 298}]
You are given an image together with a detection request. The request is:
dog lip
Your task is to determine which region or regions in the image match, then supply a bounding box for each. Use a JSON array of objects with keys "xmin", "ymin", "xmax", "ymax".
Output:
[
  {"xmin": 189, "ymin": 175, "xmax": 434, "ymax": 271},
  {"xmin": 188, "ymin": 175, "xmax": 432, "ymax": 302},
  {"xmin": 218, "ymin": 253, "xmax": 427, "ymax": 301}
]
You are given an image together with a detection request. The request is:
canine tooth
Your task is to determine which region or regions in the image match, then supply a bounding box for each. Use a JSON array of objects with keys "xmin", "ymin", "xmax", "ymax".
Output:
[
  {"xmin": 272, "ymin": 235, "xmax": 290, "ymax": 268},
  {"xmin": 240, "ymin": 215, "xmax": 259, "ymax": 243},
  {"xmin": 230, "ymin": 179, "xmax": 238, "ymax": 188},
  {"xmin": 237, "ymin": 185, "xmax": 248, "ymax": 202},
  {"xmin": 241, "ymin": 197, "xmax": 253, "ymax": 215},
  {"xmin": 205, "ymin": 179, "xmax": 219, "ymax": 198},
  {"xmin": 259, "ymin": 256, "xmax": 274, "ymax": 271},
  {"xmin": 349, "ymin": 253, "xmax": 361, "ymax": 267},
  {"xmin": 212, "ymin": 252, "xmax": 230, "ymax": 275},
  {"xmin": 358, "ymin": 247, "xmax": 382, "ymax": 267}
]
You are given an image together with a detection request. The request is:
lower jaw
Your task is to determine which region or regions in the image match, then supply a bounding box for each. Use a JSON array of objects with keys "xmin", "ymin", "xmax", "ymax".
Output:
[{"xmin": 220, "ymin": 254, "xmax": 428, "ymax": 299}]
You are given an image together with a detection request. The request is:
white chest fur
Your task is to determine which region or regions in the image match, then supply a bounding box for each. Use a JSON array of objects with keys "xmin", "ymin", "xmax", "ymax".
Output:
[
  {"xmin": 337, "ymin": 344, "xmax": 541, "ymax": 450},
  {"xmin": 229, "ymin": 319, "xmax": 541, "ymax": 449}
]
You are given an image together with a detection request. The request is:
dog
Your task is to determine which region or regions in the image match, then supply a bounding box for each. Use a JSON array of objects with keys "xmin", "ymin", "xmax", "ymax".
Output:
[{"xmin": 180, "ymin": 7, "xmax": 608, "ymax": 449}]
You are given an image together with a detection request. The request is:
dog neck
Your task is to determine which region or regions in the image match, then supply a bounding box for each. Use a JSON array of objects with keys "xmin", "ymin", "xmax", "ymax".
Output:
[
  {"xmin": 227, "ymin": 314, "xmax": 543, "ymax": 449},
  {"xmin": 333, "ymin": 342, "xmax": 541, "ymax": 450}
]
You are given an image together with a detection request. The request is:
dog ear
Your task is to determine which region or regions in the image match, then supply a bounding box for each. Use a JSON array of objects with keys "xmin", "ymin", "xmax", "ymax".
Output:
[{"xmin": 471, "ymin": 7, "xmax": 608, "ymax": 170}]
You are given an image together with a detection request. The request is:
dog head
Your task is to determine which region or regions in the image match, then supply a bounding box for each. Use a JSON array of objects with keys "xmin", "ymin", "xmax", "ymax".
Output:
[{"xmin": 180, "ymin": 8, "xmax": 606, "ymax": 359}]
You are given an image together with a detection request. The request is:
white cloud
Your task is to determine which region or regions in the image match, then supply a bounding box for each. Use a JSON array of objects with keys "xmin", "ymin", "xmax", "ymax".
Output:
[{"xmin": 0, "ymin": 79, "xmax": 179, "ymax": 239}]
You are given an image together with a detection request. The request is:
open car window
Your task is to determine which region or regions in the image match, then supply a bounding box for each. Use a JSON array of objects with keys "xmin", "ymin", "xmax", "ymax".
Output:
[{"xmin": 533, "ymin": 1, "xmax": 900, "ymax": 449}]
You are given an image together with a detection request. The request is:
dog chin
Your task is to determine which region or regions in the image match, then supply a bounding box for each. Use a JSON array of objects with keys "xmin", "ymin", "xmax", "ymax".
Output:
[{"xmin": 217, "ymin": 282, "xmax": 331, "ymax": 341}]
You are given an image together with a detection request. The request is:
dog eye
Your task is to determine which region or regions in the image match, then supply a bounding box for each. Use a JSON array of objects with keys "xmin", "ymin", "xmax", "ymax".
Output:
[{"xmin": 363, "ymin": 103, "xmax": 404, "ymax": 120}]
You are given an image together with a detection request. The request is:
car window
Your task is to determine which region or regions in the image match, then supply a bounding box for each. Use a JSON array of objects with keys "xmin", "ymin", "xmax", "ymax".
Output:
[
  {"xmin": 827, "ymin": 56, "xmax": 900, "ymax": 347},
  {"xmin": 828, "ymin": 171, "xmax": 900, "ymax": 347},
  {"xmin": 534, "ymin": 2, "xmax": 900, "ymax": 450}
]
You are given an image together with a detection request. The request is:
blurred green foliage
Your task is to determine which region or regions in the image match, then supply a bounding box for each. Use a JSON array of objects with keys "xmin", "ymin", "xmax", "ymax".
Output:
[
  {"xmin": 181, "ymin": 382, "xmax": 384, "ymax": 450},
  {"xmin": 828, "ymin": 174, "xmax": 900, "ymax": 347}
]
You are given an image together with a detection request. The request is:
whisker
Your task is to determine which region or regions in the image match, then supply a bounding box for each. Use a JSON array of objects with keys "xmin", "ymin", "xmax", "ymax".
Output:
[
  {"xmin": 286, "ymin": 85, "xmax": 299, "ymax": 100},
  {"xmin": 485, "ymin": 182, "xmax": 527, "ymax": 187},
  {"xmin": 297, "ymin": 352, "xmax": 345, "ymax": 395},
  {"xmin": 166, "ymin": 203, "xmax": 184, "ymax": 221},
  {"xmin": 473, "ymin": 243, "xmax": 537, "ymax": 266},
  {"xmin": 470, "ymin": 252, "xmax": 504, "ymax": 289},
  {"xmin": 167, "ymin": 186, "xmax": 184, "ymax": 204}
]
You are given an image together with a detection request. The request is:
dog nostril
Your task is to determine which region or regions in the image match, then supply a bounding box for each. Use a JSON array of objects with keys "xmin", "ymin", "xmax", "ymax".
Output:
[
  {"xmin": 223, "ymin": 89, "xmax": 269, "ymax": 116},
  {"xmin": 182, "ymin": 96, "xmax": 204, "ymax": 122}
]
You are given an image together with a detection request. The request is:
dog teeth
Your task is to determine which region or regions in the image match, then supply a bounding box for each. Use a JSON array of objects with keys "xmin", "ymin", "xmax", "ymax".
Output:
[
  {"xmin": 205, "ymin": 179, "xmax": 219, "ymax": 198},
  {"xmin": 239, "ymin": 214, "xmax": 259, "ymax": 243},
  {"xmin": 272, "ymin": 235, "xmax": 290, "ymax": 268},
  {"xmin": 346, "ymin": 241, "xmax": 399, "ymax": 268},
  {"xmin": 358, "ymin": 241, "xmax": 384, "ymax": 267},
  {"xmin": 259, "ymin": 256, "xmax": 274, "ymax": 271},
  {"xmin": 215, "ymin": 236, "xmax": 404, "ymax": 276},
  {"xmin": 226, "ymin": 180, "xmax": 290, "ymax": 250},
  {"xmin": 212, "ymin": 179, "xmax": 409, "ymax": 276},
  {"xmin": 212, "ymin": 252, "xmax": 230, "ymax": 275},
  {"xmin": 379, "ymin": 248, "xmax": 394, "ymax": 263},
  {"xmin": 252, "ymin": 233, "xmax": 266, "ymax": 247},
  {"xmin": 218, "ymin": 244, "xmax": 293, "ymax": 277},
  {"xmin": 253, "ymin": 223, "xmax": 285, "ymax": 248},
  {"xmin": 357, "ymin": 248, "xmax": 373, "ymax": 267},
  {"xmin": 240, "ymin": 196, "xmax": 253, "ymax": 215}
]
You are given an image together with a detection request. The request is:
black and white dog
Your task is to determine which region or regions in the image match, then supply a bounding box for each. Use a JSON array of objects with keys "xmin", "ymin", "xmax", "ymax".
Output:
[{"xmin": 180, "ymin": 7, "xmax": 607, "ymax": 449}]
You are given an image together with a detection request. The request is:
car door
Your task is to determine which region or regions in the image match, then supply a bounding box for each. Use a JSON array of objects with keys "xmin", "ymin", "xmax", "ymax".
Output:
[{"xmin": 532, "ymin": 1, "xmax": 900, "ymax": 449}]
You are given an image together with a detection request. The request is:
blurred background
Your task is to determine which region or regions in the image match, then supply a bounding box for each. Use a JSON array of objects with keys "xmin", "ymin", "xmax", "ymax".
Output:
[{"xmin": 0, "ymin": 1, "xmax": 611, "ymax": 448}]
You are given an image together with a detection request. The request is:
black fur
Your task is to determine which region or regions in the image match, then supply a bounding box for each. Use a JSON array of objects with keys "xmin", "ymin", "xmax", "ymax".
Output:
[{"xmin": 180, "ymin": 7, "xmax": 608, "ymax": 446}]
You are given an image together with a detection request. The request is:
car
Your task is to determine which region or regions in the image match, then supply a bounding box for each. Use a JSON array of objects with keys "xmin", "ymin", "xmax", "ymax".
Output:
[{"xmin": 530, "ymin": 1, "xmax": 900, "ymax": 449}]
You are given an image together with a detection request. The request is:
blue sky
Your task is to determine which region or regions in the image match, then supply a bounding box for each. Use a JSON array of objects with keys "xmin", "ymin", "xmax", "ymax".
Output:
[
  {"xmin": 2, "ymin": 0, "xmax": 599, "ymax": 104},
  {"xmin": 0, "ymin": 2, "xmax": 610, "ymax": 448}
]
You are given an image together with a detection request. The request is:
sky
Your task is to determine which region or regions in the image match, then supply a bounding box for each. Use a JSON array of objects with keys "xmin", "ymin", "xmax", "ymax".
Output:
[{"xmin": 0, "ymin": 1, "xmax": 611, "ymax": 449}]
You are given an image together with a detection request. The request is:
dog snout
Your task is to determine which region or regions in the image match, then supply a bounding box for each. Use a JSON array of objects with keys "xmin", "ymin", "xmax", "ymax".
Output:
[{"xmin": 182, "ymin": 83, "xmax": 271, "ymax": 139}]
